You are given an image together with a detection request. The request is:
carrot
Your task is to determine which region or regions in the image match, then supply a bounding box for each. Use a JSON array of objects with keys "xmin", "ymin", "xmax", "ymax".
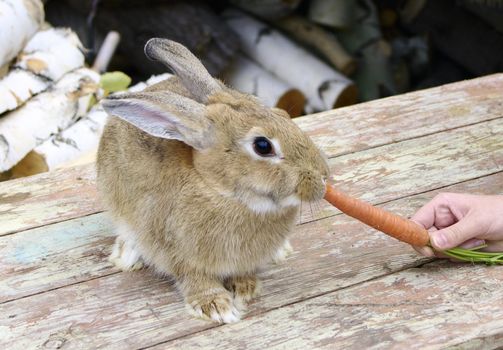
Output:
[{"xmin": 324, "ymin": 183, "xmax": 430, "ymax": 247}]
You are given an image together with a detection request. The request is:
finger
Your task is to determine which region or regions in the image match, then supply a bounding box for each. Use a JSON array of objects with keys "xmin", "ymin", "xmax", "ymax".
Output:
[
  {"xmin": 431, "ymin": 250, "xmax": 451, "ymax": 259},
  {"xmin": 458, "ymin": 238, "xmax": 486, "ymax": 249},
  {"xmin": 410, "ymin": 199, "xmax": 438, "ymax": 230},
  {"xmin": 411, "ymin": 193, "xmax": 457, "ymax": 229},
  {"xmin": 413, "ymin": 245, "xmax": 435, "ymax": 257},
  {"xmin": 430, "ymin": 214, "xmax": 482, "ymax": 250},
  {"xmin": 481, "ymin": 240, "xmax": 503, "ymax": 252}
]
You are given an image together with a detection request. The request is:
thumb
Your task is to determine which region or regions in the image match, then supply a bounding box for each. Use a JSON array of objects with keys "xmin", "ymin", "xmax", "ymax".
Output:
[{"xmin": 430, "ymin": 215, "xmax": 480, "ymax": 250}]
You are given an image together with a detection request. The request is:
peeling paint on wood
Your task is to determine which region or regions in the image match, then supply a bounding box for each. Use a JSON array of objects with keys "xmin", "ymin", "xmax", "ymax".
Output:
[
  {"xmin": 0, "ymin": 213, "xmax": 115, "ymax": 303},
  {"xmin": 296, "ymin": 73, "xmax": 503, "ymax": 158},
  {"xmin": 1, "ymin": 173, "xmax": 502, "ymax": 349},
  {"xmin": 162, "ymin": 262, "xmax": 503, "ymax": 350},
  {"xmin": 303, "ymin": 118, "xmax": 503, "ymax": 222},
  {"xmin": 0, "ymin": 164, "xmax": 100, "ymax": 236},
  {"xmin": 2, "ymin": 74, "xmax": 503, "ymax": 236},
  {"xmin": 1, "ymin": 75, "xmax": 503, "ymax": 349}
]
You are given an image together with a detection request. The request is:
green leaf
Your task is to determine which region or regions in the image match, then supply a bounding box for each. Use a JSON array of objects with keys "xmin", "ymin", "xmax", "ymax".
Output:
[{"xmin": 100, "ymin": 71, "xmax": 132, "ymax": 93}]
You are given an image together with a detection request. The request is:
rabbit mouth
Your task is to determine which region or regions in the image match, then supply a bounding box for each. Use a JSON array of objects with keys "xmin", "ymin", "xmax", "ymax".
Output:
[{"xmin": 240, "ymin": 190, "xmax": 300, "ymax": 215}]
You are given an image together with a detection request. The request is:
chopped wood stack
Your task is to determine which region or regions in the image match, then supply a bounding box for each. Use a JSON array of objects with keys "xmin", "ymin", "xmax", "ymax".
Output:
[
  {"xmin": 222, "ymin": 9, "xmax": 358, "ymax": 114},
  {"xmin": 2, "ymin": 0, "xmax": 501, "ymax": 180},
  {"xmin": 0, "ymin": 0, "xmax": 169, "ymax": 180},
  {"xmin": 0, "ymin": 0, "xmax": 104, "ymax": 179}
]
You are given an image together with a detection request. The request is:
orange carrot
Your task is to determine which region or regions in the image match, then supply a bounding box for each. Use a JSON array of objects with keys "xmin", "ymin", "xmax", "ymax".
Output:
[{"xmin": 324, "ymin": 183, "xmax": 430, "ymax": 247}]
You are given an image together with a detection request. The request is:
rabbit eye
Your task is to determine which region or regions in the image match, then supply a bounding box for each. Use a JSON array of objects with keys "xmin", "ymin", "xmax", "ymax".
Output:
[{"xmin": 253, "ymin": 137, "xmax": 275, "ymax": 157}]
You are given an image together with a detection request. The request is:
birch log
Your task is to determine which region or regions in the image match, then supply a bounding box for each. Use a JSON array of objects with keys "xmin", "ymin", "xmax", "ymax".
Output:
[
  {"xmin": 10, "ymin": 73, "xmax": 175, "ymax": 177},
  {"xmin": 308, "ymin": 0, "xmax": 356, "ymax": 28},
  {"xmin": 0, "ymin": 68, "xmax": 99, "ymax": 172},
  {"xmin": 92, "ymin": 31, "xmax": 121, "ymax": 73},
  {"xmin": 15, "ymin": 28, "xmax": 85, "ymax": 81},
  {"xmin": 0, "ymin": 70, "xmax": 48, "ymax": 115},
  {"xmin": 223, "ymin": 55, "xmax": 306, "ymax": 117},
  {"xmin": 0, "ymin": 28, "xmax": 85, "ymax": 114},
  {"xmin": 11, "ymin": 107, "xmax": 108, "ymax": 176},
  {"xmin": 275, "ymin": 16, "xmax": 356, "ymax": 75},
  {"xmin": 0, "ymin": 0, "xmax": 44, "ymax": 67},
  {"xmin": 354, "ymin": 40, "xmax": 396, "ymax": 101},
  {"xmin": 229, "ymin": 0, "xmax": 301, "ymax": 20},
  {"xmin": 224, "ymin": 9, "xmax": 357, "ymax": 111},
  {"xmin": 128, "ymin": 73, "xmax": 174, "ymax": 93}
]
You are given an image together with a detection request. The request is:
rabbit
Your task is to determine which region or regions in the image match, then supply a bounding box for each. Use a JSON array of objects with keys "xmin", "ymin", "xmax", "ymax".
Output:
[{"xmin": 97, "ymin": 38, "xmax": 329, "ymax": 323}]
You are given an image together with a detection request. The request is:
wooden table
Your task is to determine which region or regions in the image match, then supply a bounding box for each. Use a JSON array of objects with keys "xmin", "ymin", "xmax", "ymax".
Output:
[{"xmin": 2, "ymin": 74, "xmax": 503, "ymax": 349}]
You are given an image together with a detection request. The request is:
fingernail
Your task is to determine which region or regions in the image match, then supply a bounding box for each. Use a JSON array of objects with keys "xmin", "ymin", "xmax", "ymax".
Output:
[
  {"xmin": 432, "ymin": 233, "xmax": 446, "ymax": 249},
  {"xmin": 461, "ymin": 239, "xmax": 486, "ymax": 249},
  {"xmin": 472, "ymin": 239, "xmax": 486, "ymax": 247}
]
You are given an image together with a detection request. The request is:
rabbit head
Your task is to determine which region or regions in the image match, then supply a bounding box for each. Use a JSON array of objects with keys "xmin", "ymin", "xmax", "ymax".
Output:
[{"xmin": 102, "ymin": 38, "xmax": 329, "ymax": 215}]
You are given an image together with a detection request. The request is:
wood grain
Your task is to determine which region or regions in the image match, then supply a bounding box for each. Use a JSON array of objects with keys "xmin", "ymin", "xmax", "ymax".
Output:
[
  {"xmin": 1, "ymin": 172, "xmax": 501, "ymax": 349},
  {"xmin": 0, "ymin": 164, "xmax": 100, "ymax": 237},
  {"xmin": 303, "ymin": 117, "xmax": 503, "ymax": 222},
  {"xmin": 2, "ymin": 74, "xmax": 502, "ymax": 236},
  {"xmin": 2, "ymin": 75, "xmax": 503, "ymax": 349},
  {"xmin": 162, "ymin": 261, "xmax": 503, "ymax": 350},
  {"xmin": 297, "ymin": 73, "xmax": 503, "ymax": 158},
  {"xmin": 0, "ymin": 213, "xmax": 116, "ymax": 303},
  {"xmin": 1, "ymin": 114, "xmax": 502, "ymax": 304}
]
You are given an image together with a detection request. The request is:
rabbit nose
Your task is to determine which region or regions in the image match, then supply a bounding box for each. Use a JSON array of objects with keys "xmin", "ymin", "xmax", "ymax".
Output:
[{"xmin": 297, "ymin": 170, "xmax": 326, "ymax": 202}]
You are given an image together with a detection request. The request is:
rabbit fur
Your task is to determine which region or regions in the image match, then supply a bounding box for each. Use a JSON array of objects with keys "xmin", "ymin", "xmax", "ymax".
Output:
[{"xmin": 97, "ymin": 38, "xmax": 329, "ymax": 323}]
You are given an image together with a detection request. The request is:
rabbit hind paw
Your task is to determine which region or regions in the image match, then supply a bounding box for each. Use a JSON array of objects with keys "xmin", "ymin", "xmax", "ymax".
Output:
[
  {"xmin": 186, "ymin": 289, "xmax": 241, "ymax": 324},
  {"xmin": 109, "ymin": 237, "xmax": 145, "ymax": 271}
]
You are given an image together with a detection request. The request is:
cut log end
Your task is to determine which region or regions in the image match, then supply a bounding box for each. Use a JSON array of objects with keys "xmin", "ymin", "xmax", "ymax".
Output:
[
  {"xmin": 333, "ymin": 84, "xmax": 358, "ymax": 108},
  {"xmin": 341, "ymin": 60, "xmax": 357, "ymax": 76},
  {"xmin": 276, "ymin": 88, "xmax": 306, "ymax": 117},
  {"xmin": 9, "ymin": 151, "xmax": 48, "ymax": 179}
]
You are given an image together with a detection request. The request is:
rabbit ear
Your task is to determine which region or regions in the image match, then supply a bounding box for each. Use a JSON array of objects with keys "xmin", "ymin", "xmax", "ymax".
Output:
[
  {"xmin": 144, "ymin": 38, "xmax": 221, "ymax": 103},
  {"xmin": 102, "ymin": 91, "xmax": 214, "ymax": 150}
]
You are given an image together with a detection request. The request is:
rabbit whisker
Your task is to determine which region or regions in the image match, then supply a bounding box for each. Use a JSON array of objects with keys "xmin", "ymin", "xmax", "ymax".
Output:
[
  {"xmin": 298, "ymin": 199, "xmax": 304, "ymax": 225},
  {"xmin": 314, "ymin": 199, "xmax": 323, "ymax": 216}
]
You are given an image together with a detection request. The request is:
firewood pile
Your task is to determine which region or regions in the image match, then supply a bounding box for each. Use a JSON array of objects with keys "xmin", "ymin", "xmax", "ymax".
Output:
[
  {"xmin": 1, "ymin": 0, "xmax": 502, "ymax": 180},
  {"xmin": 0, "ymin": 0, "xmax": 101, "ymax": 180}
]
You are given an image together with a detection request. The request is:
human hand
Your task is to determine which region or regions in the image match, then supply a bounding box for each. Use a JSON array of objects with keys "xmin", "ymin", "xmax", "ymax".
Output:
[{"xmin": 411, "ymin": 192, "xmax": 503, "ymax": 257}]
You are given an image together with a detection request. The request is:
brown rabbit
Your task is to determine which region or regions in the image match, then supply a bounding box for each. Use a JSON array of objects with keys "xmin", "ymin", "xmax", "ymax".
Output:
[{"xmin": 97, "ymin": 38, "xmax": 329, "ymax": 323}]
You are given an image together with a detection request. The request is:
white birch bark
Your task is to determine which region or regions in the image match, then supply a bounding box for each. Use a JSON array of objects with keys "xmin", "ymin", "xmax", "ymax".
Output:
[
  {"xmin": 28, "ymin": 106, "xmax": 108, "ymax": 172},
  {"xmin": 275, "ymin": 16, "xmax": 356, "ymax": 75},
  {"xmin": 18, "ymin": 73, "xmax": 175, "ymax": 173},
  {"xmin": 15, "ymin": 28, "xmax": 85, "ymax": 81},
  {"xmin": 0, "ymin": 0, "xmax": 44, "ymax": 67},
  {"xmin": 0, "ymin": 28, "xmax": 85, "ymax": 114},
  {"xmin": 0, "ymin": 70, "xmax": 48, "ymax": 115},
  {"xmin": 223, "ymin": 9, "xmax": 357, "ymax": 111},
  {"xmin": 0, "ymin": 68, "xmax": 100, "ymax": 171},
  {"xmin": 223, "ymin": 54, "xmax": 306, "ymax": 116},
  {"xmin": 128, "ymin": 73, "xmax": 174, "ymax": 92}
]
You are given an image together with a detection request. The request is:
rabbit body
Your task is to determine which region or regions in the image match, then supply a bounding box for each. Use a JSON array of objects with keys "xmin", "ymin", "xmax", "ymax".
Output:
[{"xmin": 97, "ymin": 39, "xmax": 329, "ymax": 323}]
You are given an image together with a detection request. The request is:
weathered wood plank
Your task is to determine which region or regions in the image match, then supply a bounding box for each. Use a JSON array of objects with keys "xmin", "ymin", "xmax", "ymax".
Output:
[
  {"xmin": 312, "ymin": 117, "xmax": 503, "ymax": 221},
  {"xmin": 0, "ymin": 213, "xmax": 115, "ymax": 303},
  {"xmin": 3, "ymin": 114, "xmax": 503, "ymax": 238},
  {"xmin": 1, "ymin": 114, "xmax": 502, "ymax": 303},
  {"xmin": 0, "ymin": 164, "xmax": 100, "ymax": 237},
  {"xmin": 162, "ymin": 262, "xmax": 503, "ymax": 350},
  {"xmin": 1, "ymin": 172, "xmax": 502, "ymax": 349},
  {"xmin": 298, "ymin": 73, "xmax": 503, "ymax": 157},
  {"xmin": 2, "ymin": 74, "xmax": 502, "ymax": 236}
]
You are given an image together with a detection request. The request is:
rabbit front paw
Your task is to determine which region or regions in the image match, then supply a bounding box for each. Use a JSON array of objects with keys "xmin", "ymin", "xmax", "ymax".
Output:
[
  {"xmin": 224, "ymin": 275, "xmax": 260, "ymax": 304},
  {"xmin": 109, "ymin": 237, "xmax": 145, "ymax": 271},
  {"xmin": 272, "ymin": 239, "xmax": 294, "ymax": 264},
  {"xmin": 186, "ymin": 289, "xmax": 241, "ymax": 324}
]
